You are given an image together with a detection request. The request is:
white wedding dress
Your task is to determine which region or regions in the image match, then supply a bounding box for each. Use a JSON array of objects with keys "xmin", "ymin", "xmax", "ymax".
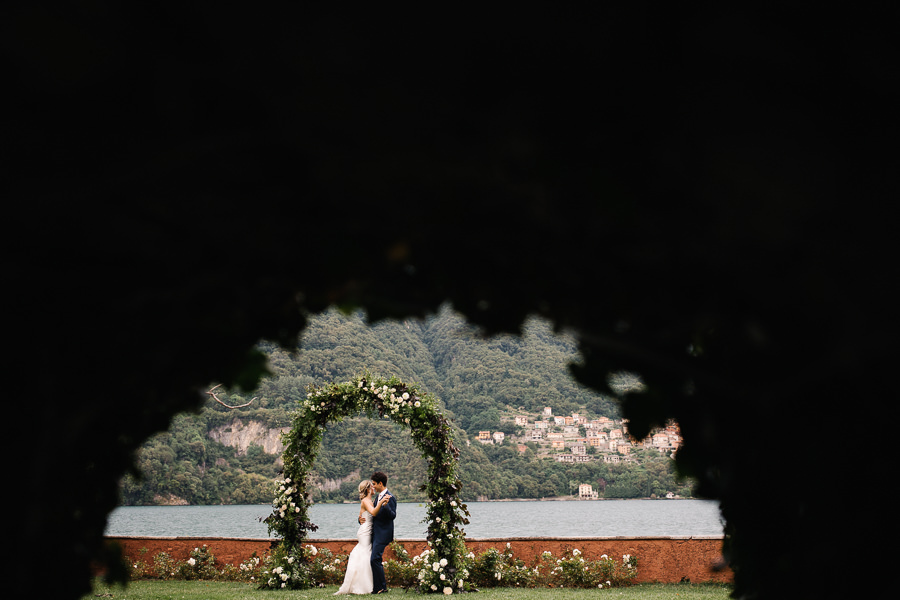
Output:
[{"xmin": 335, "ymin": 509, "xmax": 374, "ymax": 595}]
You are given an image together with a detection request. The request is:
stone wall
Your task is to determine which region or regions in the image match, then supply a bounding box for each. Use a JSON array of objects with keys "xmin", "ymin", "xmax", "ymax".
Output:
[{"xmin": 106, "ymin": 536, "xmax": 732, "ymax": 584}]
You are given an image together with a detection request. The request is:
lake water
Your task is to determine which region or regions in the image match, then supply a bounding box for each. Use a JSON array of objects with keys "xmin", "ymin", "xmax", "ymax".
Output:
[{"xmin": 105, "ymin": 499, "xmax": 723, "ymax": 539}]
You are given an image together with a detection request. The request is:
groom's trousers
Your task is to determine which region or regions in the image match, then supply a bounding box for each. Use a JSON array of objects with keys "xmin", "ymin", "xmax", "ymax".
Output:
[{"xmin": 371, "ymin": 539, "xmax": 389, "ymax": 592}]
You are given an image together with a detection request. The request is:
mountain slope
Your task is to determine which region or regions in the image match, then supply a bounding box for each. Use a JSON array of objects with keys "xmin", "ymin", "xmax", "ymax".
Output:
[{"xmin": 120, "ymin": 307, "xmax": 690, "ymax": 505}]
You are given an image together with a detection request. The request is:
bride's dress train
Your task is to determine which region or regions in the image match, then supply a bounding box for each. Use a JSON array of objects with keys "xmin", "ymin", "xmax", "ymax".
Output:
[{"xmin": 334, "ymin": 510, "xmax": 373, "ymax": 595}]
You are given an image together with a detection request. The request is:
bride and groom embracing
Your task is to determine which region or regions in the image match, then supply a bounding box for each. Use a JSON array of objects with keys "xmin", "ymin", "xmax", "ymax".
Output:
[{"xmin": 335, "ymin": 471, "xmax": 397, "ymax": 595}]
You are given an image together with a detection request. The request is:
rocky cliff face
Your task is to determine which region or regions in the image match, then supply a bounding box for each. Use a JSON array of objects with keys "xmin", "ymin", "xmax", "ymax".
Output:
[
  {"xmin": 153, "ymin": 493, "xmax": 189, "ymax": 505},
  {"xmin": 208, "ymin": 419, "xmax": 289, "ymax": 456},
  {"xmin": 208, "ymin": 420, "xmax": 365, "ymax": 494},
  {"xmin": 316, "ymin": 470, "xmax": 361, "ymax": 493}
]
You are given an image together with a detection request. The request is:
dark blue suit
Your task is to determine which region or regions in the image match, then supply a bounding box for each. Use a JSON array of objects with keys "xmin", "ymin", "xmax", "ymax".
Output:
[{"xmin": 370, "ymin": 489, "xmax": 396, "ymax": 593}]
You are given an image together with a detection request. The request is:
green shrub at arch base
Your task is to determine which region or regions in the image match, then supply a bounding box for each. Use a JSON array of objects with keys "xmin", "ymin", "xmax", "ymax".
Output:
[{"xmin": 260, "ymin": 371, "xmax": 471, "ymax": 593}]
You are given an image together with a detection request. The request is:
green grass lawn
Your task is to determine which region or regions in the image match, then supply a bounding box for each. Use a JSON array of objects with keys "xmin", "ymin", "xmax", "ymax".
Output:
[{"xmin": 83, "ymin": 580, "xmax": 733, "ymax": 600}]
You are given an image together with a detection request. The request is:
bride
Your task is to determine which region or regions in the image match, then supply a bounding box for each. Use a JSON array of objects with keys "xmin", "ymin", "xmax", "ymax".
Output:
[{"xmin": 335, "ymin": 480, "xmax": 392, "ymax": 595}]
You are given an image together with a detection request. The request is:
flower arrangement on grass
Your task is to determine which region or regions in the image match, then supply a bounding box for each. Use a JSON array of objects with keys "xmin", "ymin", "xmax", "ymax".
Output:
[
  {"xmin": 259, "ymin": 543, "xmax": 345, "ymax": 589},
  {"xmin": 384, "ymin": 544, "xmax": 638, "ymax": 590},
  {"xmin": 221, "ymin": 554, "xmax": 263, "ymax": 582},
  {"xmin": 536, "ymin": 548, "xmax": 638, "ymax": 588},
  {"xmin": 140, "ymin": 545, "xmax": 218, "ymax": 580},
  {"xmin": 123, "ymin": 543, "xmax": 636, "ymax": 590},
  {"xmin": 260, "ymin": 371, "xmax": 470, "ymax": 593},
  {"xmin": 467, "ymin": 544, "xmax": 532, "ymax": 588},
  {"xmin": 127, "ymin": 547, "xmax": 265, "ymax": 583}
]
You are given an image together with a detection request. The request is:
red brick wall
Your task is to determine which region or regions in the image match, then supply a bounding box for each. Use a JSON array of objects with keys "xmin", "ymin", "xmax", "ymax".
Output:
[{"xmin": 106, "ymin": 536, "xmax": 732, "ymax": 584}]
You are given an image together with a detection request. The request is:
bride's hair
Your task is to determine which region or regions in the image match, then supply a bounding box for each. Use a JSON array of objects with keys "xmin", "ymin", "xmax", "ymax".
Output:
[{"xmin": 357, "ymin": 480, "xmax": 372, "ymax": 500}]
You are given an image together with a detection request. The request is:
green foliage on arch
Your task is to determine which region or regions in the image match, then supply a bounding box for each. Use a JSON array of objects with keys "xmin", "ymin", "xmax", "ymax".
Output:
[{"xmin": 260, "ymin": 371, "xmax": 471, "ymax": 593}]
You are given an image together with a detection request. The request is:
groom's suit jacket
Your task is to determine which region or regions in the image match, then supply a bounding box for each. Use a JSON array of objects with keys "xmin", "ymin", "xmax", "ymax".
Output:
[{"xmin": 372, "ymin": 489, "xmax": 397, "ymax": 545}]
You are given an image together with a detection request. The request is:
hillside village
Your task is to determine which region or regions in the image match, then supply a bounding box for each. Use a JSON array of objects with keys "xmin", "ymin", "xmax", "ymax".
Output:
[{"xmin": 475, "ymin": 407, "xmax": 684, "ymax": 499}]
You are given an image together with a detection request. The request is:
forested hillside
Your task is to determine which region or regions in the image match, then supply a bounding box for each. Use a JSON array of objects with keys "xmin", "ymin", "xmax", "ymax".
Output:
[{"xmin": 121, "ymin": 307, "xmax": 691, "ymax": 505}]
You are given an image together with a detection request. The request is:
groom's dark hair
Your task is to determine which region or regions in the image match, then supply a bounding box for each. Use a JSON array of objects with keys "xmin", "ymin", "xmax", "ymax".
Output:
[{"xmin": 372, "ymin": 471, "xmax": 388, "ymax": 485}]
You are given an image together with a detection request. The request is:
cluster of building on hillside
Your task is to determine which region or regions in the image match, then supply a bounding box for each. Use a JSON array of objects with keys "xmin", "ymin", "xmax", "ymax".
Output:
[{"xmin": 475, "ymin": 406, "xmax": 683, "ymax": 466}]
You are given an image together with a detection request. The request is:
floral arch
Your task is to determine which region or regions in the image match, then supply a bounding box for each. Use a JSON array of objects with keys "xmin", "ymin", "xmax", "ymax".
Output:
[{"xmin": 261, "ymin": 371, "xmax": 470, "ymax": 593}]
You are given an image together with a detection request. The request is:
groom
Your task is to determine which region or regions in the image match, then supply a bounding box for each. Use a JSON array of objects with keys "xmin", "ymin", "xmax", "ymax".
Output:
[{"xmin": 370, "ymin": 471, "xmax": 396, "ymax": 594}]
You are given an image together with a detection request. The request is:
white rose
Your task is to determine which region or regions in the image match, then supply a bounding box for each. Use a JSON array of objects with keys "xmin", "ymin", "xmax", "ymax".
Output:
[
  {"xmin": 443, "ymin": 587, "xmax": 453, "ymax": 595},
  {"xmin": 440, "ymin": 558, "xmax": 448, "ymax": 567}
]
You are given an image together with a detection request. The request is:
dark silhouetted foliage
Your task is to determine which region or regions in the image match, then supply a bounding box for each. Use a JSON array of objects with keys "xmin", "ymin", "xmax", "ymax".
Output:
[{"xmin": 6, "ymin": 4, "xmax": 894, "ymax": 599}]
